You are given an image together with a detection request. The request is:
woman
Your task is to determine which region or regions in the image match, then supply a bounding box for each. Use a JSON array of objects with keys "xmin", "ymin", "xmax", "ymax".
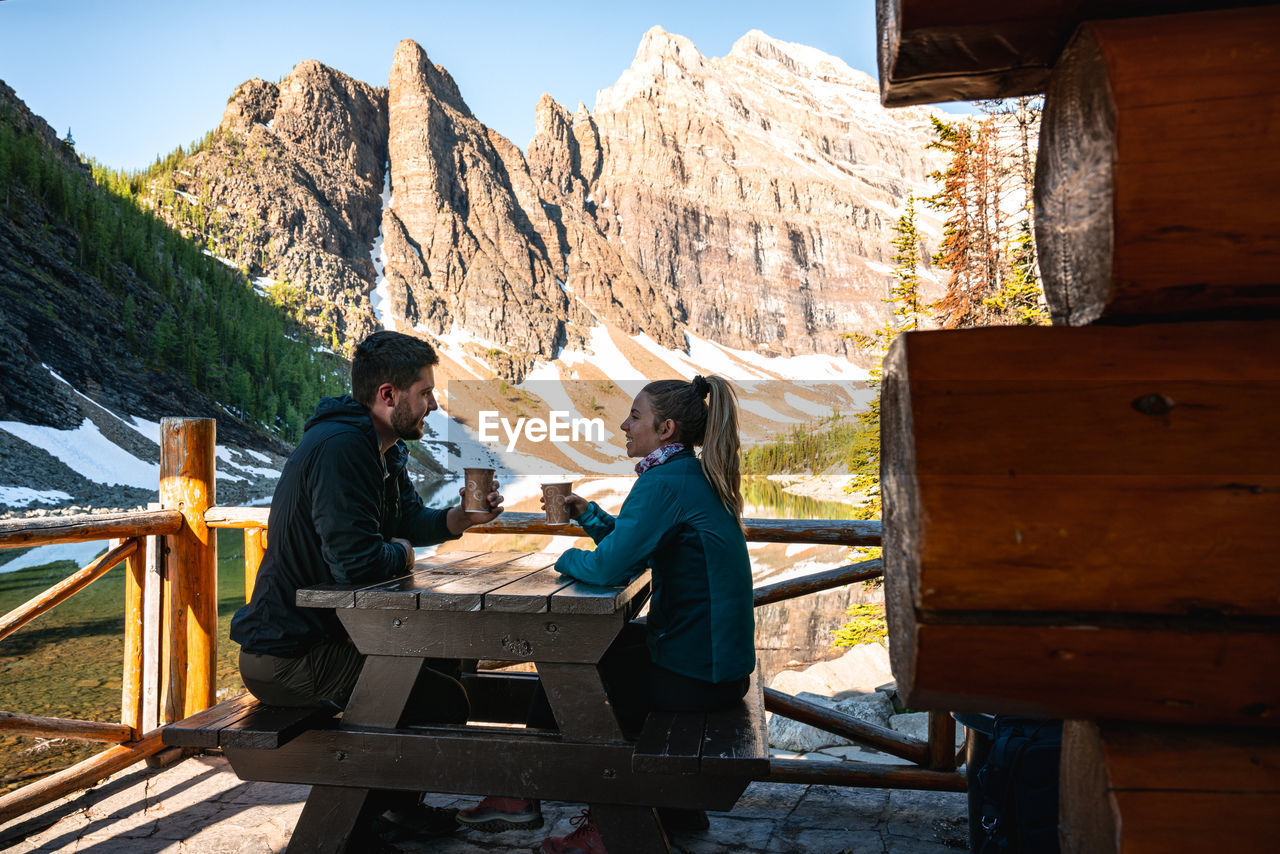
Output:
[{"xmin": 457, "ymin": 375, "xmax": 756, "ymax": 853}]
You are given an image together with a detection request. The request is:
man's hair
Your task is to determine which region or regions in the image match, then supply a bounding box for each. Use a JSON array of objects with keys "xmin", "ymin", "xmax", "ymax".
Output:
[{"xmin": 350, "ymin": 331, "xmax": 439, "ymax": 406}]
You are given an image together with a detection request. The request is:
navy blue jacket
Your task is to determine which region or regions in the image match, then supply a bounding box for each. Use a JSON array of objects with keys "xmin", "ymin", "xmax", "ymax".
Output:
[{"xmin": 230, "ymin": 396, "xmax": 456, "ymax": 656}]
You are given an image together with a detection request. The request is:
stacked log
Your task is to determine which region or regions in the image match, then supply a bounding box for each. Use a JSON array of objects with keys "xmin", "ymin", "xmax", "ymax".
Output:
[
  {"xmin": 1060, "ymin": 721, "xmax": 1280, "ymax": 852},
  {"xmin": 882, "ymin": 320, "xmax": 1280, "ymax": 726}
]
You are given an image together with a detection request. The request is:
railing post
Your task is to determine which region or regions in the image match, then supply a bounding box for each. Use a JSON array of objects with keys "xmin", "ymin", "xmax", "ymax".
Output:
[
  {"xmin": 159, "ymin": 417, "xmax": 217, "ymax": 722},
  {"xmin": 927, "ymin": 710, "xmax": 958, "ymax": 771},
  {"xmin": 244, "ymin": 526, "xmax": 266, "ymax": 602},
  {"xmin": 119, "ymin": 537, "xmax": 144, "ymax": 735},
  {"xmin": 140, "ymin": 517, "xmax": 163, "ymax": 733}
]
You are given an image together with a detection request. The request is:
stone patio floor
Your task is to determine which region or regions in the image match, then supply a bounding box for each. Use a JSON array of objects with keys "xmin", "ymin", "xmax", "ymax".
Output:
[{"xmin": 0, "ymin": 754, "xmax": 970, "ymax": 853}]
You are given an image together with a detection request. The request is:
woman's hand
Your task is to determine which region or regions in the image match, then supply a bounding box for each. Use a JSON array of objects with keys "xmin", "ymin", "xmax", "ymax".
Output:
[{"xmin": 540, "ymin": 491, "xmax": 589, "ymax": 520}]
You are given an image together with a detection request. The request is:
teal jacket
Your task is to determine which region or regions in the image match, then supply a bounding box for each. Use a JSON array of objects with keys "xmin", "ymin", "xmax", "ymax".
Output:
[{"xmin": 556, "ymin": 449, "xmax": 756, "ymax": 684}]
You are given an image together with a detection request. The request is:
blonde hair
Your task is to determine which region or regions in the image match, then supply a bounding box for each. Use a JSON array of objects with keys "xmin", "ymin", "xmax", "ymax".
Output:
[{"xmin": 642, "ymin": 375, "xmax": 743, "ymax": 520}]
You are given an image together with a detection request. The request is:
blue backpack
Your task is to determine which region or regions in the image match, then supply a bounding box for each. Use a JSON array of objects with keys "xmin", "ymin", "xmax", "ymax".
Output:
[{"xmin": 975, "ymin": 717, "xmax": 1062, "ymax": 853}]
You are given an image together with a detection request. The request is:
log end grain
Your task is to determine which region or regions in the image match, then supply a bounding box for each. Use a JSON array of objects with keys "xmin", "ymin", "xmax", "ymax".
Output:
[
  {"xmin": 881, "ymin": 334, "xmax": 921, "ymax": 701},
  {"xmin": 1035, "ymin": 23, "xmax": 1114, "ymax": 327}
]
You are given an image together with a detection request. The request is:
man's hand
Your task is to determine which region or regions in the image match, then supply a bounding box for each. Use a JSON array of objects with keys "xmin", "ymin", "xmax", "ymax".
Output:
[
  {"xmin": 389, "ymin": 536, "xmax": 415, "ymax": 572},
  {"xmin": 446, "ymin": 477, "xmax": 504, "ymax": 535}
]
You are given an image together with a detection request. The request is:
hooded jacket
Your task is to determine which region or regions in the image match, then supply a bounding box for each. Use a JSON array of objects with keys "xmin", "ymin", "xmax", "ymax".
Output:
[
  {"xmin": 230, "ymin": 395, "xmax": 456, "ymax": 656},
  {"xmin": 555, "ymin": 448, "xmax": 756, "ymax": 684}
]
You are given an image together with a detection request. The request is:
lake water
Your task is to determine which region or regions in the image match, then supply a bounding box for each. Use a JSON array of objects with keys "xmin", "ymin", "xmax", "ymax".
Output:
[{"xmin": 0, "ymin": 475, "xmax": 861, "ymax": 793}]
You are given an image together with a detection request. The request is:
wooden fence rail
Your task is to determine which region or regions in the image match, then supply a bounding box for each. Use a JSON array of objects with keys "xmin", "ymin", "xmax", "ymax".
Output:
[
  {"xmin": 0, "ymin": 509, "xmax": 181, "ymax": 548},
  {"xmin": 0, "ymin": 538, "xmax": 139, "ymax": 642},
  {"xmin": 752, "ymin": 558, "xmax": 883, "ymax": 607},
  {"xmin": 0, "ymin": 711, "xmax": 134, "ymax": 744},
  {"xmin": 205, "ymin": 506, "xmax": 885, "ymax": 547}
]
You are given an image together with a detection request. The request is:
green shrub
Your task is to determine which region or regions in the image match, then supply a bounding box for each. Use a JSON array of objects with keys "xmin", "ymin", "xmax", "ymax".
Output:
[{"xmin": 832, "ymin": 602, "xmax": 887, "ymax": 648}]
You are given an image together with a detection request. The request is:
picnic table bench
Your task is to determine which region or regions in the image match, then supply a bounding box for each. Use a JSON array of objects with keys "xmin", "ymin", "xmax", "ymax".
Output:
[{"xmin": 163, "ymin": 550, "xmax": 769, "ymax": 854}]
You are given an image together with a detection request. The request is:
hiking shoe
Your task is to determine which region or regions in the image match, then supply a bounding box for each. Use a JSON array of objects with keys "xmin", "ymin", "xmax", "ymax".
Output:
[
  {"xmin": 457, "ymin": 796, "xmax": 544, "ymax": 832},
  {"xmin": 534, "ymin": 808, "xmax": 606, "ymax": 854},
  {"xmin": 373, "ymin": 804, "xmax": 459, "ymax": 841}
]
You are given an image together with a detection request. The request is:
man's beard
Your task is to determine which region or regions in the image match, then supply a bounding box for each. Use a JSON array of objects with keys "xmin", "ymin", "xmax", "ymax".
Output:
[{"xmin": 390, "ymin": 397, "xmax": 425, "ymax": 440}]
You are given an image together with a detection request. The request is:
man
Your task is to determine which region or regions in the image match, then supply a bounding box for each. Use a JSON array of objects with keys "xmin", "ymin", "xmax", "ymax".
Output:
[{"xmin": 230, "ymin": 330, "xmax": 502, "ymax": 842}]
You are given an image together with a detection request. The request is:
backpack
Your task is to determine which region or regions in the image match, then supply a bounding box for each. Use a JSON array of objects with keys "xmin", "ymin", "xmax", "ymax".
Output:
[{"xmin": 975, "ymin": 716, "xmax": 1062, "ymax": 854}]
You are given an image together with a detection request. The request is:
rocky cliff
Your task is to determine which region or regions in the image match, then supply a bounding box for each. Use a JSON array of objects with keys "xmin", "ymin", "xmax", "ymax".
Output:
[
  {"xmin": 562, "ymin": 28, "xmax": 945, "ymax": 359},
  {"xmin": 0, "ymin": 81, "xmax": 326, "ymax": 516},
  {"xmin": 159, "ymin": 61, "xmax": 389, "ymax": 345},
  {"xmin": 146, "ymin": 29, "xmax": 947, "ymax": 378}
]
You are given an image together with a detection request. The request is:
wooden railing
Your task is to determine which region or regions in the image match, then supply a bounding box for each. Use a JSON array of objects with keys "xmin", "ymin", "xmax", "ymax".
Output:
[
  {"xmin": 0, "ymin": 418, "xmax": 962, "ymax": 824},
  {"xmin": 0, "ymin": 418, "xmax": 217, "ymax": 824}
]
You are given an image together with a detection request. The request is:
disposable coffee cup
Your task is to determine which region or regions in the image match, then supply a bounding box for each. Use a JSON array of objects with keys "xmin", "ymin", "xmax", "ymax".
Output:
[
  {"xmin": 542, "ymin": 481, "xmax": 573, "ymax": 525},
  {"xmin": 463, "ymin": 467, "xmax": 496, "ymax": 514}
]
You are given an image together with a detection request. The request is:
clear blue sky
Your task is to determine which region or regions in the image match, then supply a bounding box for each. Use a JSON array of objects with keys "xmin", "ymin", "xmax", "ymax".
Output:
[{"xmin": 1, "ymin": 0, "xmax": 966, "ymax": 173}]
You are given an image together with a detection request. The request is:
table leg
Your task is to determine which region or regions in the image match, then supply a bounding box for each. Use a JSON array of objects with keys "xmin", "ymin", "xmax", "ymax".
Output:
[
  {"xmin": 286, "ymin": 786, "xmax": 371, "ymax": 854},
  {"xmin": 592, "ymin": 804, "xmax": 671, "ymax": 854},
  {"xmin": 344, "ymin": 654, "xmax": 424, "ymax": 727},
  {"xmin": 289, "ymin": 655, "xmax": 424, "ymax": 851},
  {"xmin": 537, "ymin": 661, "xmax": 624, "ymax": 742}
]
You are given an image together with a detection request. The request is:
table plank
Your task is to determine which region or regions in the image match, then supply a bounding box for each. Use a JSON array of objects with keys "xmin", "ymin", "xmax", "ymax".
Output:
[
  {"xmin": 421, "ymin": 553, "xmax": 559, "ymax": 611},
  {"xmin": 483, "ymin": 567, "xmax": 576, "ymax": 613},
  {"xmin": 295, "ymin": 551, "xmax": 484, "ymax": 609},
  {"xmin": 551, "ymin": 570, "xmax": 652, "ymax": 616},
  {"xmin": 338, "ymin": 608, "xmax": 626, "ymax": 663},
  {"xmin": 295, "ymin": 584, "xmax": 361, "ymax": 609},
  {"xmin": 633, "ymin": 710, "xmax": 705, "ymax": 776},
  {"xmin": 353, "ymin": 551, "xmax": 491, "ymax": 609},
  {"xmin": 225, "ymin": 727, "xmax": 752, "ymax": 811},
  {"xmin": 699, "ymin": 667, "xmax": 769, "ymax": 777}
]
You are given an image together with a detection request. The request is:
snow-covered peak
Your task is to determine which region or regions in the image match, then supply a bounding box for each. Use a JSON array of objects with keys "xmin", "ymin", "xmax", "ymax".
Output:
[
  {"xmin": 596, "ymin": 26, "xmax": 709, "ymax": 112},
  {"xmin": 728, "ymin": 29, "xmax": 876, "ymax": 91},
  {"xmin": 633, "ymin": 25, "xmax": 705, "ymax": 70}
]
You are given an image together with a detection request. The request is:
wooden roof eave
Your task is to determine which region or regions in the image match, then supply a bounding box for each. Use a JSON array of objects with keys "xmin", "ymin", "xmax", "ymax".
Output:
[{"xmin": 876, "ymin": 0, "xmax": 1273, "ymax": 106}]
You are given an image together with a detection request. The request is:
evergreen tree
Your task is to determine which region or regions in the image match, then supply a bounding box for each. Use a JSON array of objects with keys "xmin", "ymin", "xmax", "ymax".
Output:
[
  {"xmin": 844, "ymin": 193, "xmax": 931, "ymax": 525},
  {"xmin": 926, "ymin": 105, "xmax": 1048, "ymax": 328}
]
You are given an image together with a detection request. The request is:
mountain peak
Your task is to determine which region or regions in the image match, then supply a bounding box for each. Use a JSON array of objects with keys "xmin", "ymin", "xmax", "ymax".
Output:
[
  {"xmin": 634, "ymin": 25, "xmax": 703, "ymax": 67},
  {"xmin": 596, "ymin": 26, "xmax": 709, "ymax": 113},
  {"xmin": 728, "ymin": 29, "xmax": 872, "ymax": 88},
  {"xmin": 390, "ymin": 38, "xmax": 470, "ymax": 116}
]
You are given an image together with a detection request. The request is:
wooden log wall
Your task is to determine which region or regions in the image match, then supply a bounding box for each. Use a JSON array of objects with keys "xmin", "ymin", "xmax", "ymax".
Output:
[
  {"xmin": 881, "ymin": 320, "xmax": 1280, "ymax": 726},
  {"xmin": 1036, "ymin": 6, "xmax": 1280, "ymax": 325},
  {"xmin": 876, "ymin": 2, "xmax": 1280, "ymax": 849},
  {"xmin": 1060, "ymin": 721, "xmax": 1280, "ymax": 853},
  {"xmin": 874, "ymin": 0, "xmax": 1269, "ymax": 106}
]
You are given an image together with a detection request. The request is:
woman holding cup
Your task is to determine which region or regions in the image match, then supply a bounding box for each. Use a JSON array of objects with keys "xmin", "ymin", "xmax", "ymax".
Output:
[{"xmin": 458, "ymin": 375, "xmax": 755, "ymax": 851}]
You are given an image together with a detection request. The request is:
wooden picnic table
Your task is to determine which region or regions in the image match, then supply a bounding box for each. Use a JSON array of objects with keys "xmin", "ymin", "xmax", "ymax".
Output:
[{"xmin": 214, "ymin": 549, "xmax": 762, "ymax": 854}]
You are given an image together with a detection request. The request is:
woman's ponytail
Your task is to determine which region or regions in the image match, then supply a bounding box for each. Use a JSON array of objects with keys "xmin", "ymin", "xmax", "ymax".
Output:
[
  {"xmin": 641, "ymin": 375, "xmax": 743, "ymax": 521},
  {"xmin": 700, "ymin": 376, "xmax": 743, "ymax": 521}
]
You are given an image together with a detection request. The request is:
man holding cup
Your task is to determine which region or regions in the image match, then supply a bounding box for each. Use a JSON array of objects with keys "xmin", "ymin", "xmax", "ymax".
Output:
[{"xmin": 230, "ymin": 330, "xmax": 502, "ymax": 842}]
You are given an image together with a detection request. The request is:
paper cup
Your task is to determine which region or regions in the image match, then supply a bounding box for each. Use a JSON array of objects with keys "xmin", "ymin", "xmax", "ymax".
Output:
[
  {"xmin": 463, "ymin": 467, "xmax": 495, "ymax": 514},
  {"xmin": 542, "ymin": 482, "xmax": 573, "ymax": 525}
]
